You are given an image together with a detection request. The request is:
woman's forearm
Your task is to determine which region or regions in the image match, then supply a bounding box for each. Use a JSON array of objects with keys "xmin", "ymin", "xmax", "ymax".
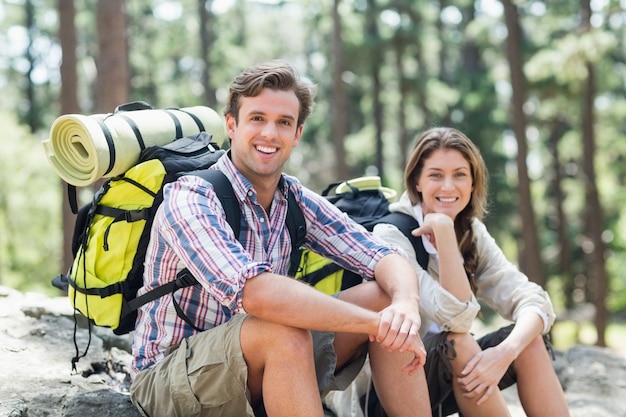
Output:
[
  {"xmin": 497, "ymin": 311, "xmax": 544, "ymax": 359},
  {"xmin": 432, "ymin": 220, "xmax": 473, "ymax": 302}
]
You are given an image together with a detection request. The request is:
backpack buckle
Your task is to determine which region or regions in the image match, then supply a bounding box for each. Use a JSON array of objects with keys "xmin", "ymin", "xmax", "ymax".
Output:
[
  {"xmin": 175, "ymin": 269, "xmax": 199, "ymax": 289},
  {"xmin": 125, "ymin": 209, "xmax": 148, "ymax": 222}
]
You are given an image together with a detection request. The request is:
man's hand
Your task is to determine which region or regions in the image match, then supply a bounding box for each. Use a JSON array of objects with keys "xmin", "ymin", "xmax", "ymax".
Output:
[{"xmin": 372, "ymin": 300, "xmax": 426, "ymax": 375}]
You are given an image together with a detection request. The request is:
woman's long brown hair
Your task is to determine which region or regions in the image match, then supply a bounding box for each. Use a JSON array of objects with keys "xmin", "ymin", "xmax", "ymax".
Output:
[{"xmin": 404, "ymin": 127, "xmax": 489, "ymax": 293}]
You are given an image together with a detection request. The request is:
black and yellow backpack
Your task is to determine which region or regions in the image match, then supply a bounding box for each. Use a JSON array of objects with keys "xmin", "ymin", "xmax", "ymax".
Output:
[
  {"xmin": 52, "ymin": 131, "xmax": 306, "ymax": 368},
  {"xmin": 295, "ymin": 176, "xmax": 429, "ymax": 293}
]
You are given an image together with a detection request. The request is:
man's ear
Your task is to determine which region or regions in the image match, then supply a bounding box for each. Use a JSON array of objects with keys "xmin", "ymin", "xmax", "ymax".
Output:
[
  {"xmin": 225, "ymin": 114, "xmax": 236, "ymax": 140},
  {"xmin": 293, "ymin": 124, "xmax": 303, "ymax": 147}
]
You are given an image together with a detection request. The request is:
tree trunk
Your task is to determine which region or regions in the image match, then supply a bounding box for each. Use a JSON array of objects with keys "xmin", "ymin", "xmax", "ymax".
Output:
[
  {"xmin": 393, "ymin": 41, "xmax": 409, "ymax": 169},
  {"xmin": 198, "ymin": 0, "xmax": 217, "ymax": 110},
  {"xmin": 502, "ymin": 0, "xmax": 546, "ymax": 287},
  {"xmin": 58, "ymin": 0, "xmax": 81, "ymax": 276},
  {"xmin": 581, "ymin": 0, "xmax": 608, "ymax": 347},
  {"xmin": 24, "ymin": 0, "xmax": 38, "ymax": 133},
  {"xmin": 402, "ymin": 5, "xmax": 429, "ymax": 136},
  {"xmin": 331, "ymin": 0, "xmax": 350, "ymax": 180},
  {"xmin": 548, "ymin": 119, "xmax": 575, "ymax": 308},
  {"xmin": 93, "ymin": 0, "xmax": 129, "ymax": 193},
  {"xmin": 366, "ymin": 0, "xmax": 384, "ymax": 181},
  {"xmin": 95, "ymin": 0, "xmax": 129, "ymax": 113}
]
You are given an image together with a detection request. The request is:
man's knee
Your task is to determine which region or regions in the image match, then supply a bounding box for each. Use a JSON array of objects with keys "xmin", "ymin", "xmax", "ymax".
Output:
[{"xmin": 241, "ymin": 316, "xmax": 314, "ymax": 360}]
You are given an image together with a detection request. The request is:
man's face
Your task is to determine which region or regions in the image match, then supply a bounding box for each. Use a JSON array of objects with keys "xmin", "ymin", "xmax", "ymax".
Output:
[{"xmin": 226, "ymin": 88, "xmax": 302, "ymax": 184}]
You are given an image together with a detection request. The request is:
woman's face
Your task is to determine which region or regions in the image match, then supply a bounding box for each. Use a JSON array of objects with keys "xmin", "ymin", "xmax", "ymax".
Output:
[{"xmin": 416, "ymin": 148, "xmax": 473, "ymax": 220}]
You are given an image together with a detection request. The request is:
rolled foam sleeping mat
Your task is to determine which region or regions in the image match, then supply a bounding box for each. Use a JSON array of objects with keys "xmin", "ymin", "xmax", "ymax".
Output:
[{"xmin": 42, "ymin": 105, "xmax": 227, "ymax": 187}]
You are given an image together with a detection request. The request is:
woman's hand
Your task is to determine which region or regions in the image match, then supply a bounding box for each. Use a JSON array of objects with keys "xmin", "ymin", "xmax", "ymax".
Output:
[
  {"xmin": 411, "ymin": 212, "xmax": 454, "ymax": 248},
  {"xmin": 457, "ymin": 345, "xmax": 516, "ymax": 405}
]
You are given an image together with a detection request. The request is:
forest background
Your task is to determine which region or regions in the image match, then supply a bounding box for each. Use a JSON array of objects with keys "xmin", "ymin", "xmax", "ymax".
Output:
[{"xmin": 0, "ymin": 0, "xmax": 625, "ymax": 353}]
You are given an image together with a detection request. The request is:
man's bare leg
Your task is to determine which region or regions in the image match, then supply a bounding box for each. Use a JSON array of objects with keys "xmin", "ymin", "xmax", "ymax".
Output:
[
  {"xmin": 369, "ymin": 343, "xmax": 431, "ymax": 416},
  {"xmin": 240, "ymin": 316, "xmax": 324, "ymax": 417}
]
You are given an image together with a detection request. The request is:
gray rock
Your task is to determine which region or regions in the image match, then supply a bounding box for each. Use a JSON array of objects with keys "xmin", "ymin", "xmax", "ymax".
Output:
[
  {"xmin": 1, "ymin": 285, "xmax": 625, "ymax": 417},
  {"xmin": 0, "ymin": 287, "xmax": 138, "ymax": 417},
  {"xmin": 64, "ymin": 389, "xmax": 142, "ymax": 417}
]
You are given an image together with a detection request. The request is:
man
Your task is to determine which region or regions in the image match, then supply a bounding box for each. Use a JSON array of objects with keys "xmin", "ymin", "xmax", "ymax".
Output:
[{"xmin": 130, "ymin": 60, "xmax": 430, "ymax": 417}]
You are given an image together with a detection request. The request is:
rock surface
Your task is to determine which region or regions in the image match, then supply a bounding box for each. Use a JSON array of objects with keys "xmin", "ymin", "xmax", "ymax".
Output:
[
  {"xmin": 0, "ymin": 286, "xmax": 140, "ymax": 417},
  {"xmin": 0, "ymin": 285, "xmax": 625, "ymax": 417}
]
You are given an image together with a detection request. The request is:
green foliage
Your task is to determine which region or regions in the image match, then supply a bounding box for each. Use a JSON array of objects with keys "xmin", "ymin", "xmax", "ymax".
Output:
[
  {"xmin": 552, "ymin": 320, "xmax": 626, "ymax": 353},
  {"xmin": 1, "ymin": 0, "xmax": 626, "ymax": 323},
  {"xmin": 0, "ymin": 112, "xmax": 61, "ymax": 295}
]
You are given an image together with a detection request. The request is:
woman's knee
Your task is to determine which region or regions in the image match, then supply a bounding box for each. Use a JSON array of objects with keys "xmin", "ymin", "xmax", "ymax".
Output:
[
  {"xmin": 444, "ymin": 332, "xmax": 480, "ymax": 371},
  {"xmin": 446, "ymin": 332, "xmax": 480, "ymax": 353},
  {"xmin": 515, "ymin": 334, "xmax": 549, "ymax": 366}
]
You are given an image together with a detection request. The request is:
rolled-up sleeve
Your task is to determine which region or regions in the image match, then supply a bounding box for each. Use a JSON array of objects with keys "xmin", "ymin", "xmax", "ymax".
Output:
[
  {"xmin": 158, "ymin": 176, "xmax": 270, "ymax": 313},
  {"xmin": 472, "ymin": 220, "xmax": 556, "ymax": 334},
  {"xmin": 300, "ymin": 189, "xmax": 397, "ymax": 280}
]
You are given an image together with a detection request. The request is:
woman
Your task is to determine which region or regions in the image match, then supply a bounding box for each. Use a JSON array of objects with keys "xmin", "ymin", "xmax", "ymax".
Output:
[{"xmin": 373, "ymin": 127, "xmax": 570, "ymax": 417}]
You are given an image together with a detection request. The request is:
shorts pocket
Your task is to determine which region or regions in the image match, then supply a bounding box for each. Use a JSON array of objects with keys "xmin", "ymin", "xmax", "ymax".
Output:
[
  {"xmin": 184, "ymin": 322, "xmax": 250, "ymax": 409},
  {"xmin": 169, "ymin": 338, "xmax": 203, "ymax": 416}
]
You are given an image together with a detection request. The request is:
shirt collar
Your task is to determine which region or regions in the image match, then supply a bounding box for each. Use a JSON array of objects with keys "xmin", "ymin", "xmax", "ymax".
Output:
[
  {"xmin": 215, "ymin": 151, "xmax": 290, "ymax": 204},
  {"xmin": 412, "ymin": 203, "xmax": 439, "ymax": 256}
]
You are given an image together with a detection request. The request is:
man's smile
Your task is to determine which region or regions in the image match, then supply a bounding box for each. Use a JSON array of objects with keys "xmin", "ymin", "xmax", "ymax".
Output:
[{"xmin": 255, "ymin": 145, "xmax": 277, "ymax": 154}]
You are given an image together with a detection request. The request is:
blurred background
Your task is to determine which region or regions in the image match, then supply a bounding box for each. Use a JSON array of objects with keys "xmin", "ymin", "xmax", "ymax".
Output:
[{"xmin": 0, "ymin": 0, "xmax": 625, "ymax": 354}]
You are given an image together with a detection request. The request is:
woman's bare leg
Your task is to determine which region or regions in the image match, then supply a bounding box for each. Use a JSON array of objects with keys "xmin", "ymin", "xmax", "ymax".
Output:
[
  {"xmin": 447, "ymin": 332, "xmax": 511, "ymax": 417},
  {"xmin": 337, "ymin": 281, "xmax": 431, "ymax": 417},
  {"xmin": 514, "ymin": 335, "xmax": 570, "ymax": 417}
]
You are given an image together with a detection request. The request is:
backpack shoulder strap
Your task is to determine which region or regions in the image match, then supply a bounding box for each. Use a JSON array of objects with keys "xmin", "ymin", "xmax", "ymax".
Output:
[
  {"xmin": 192, "ymin": 169, "xmax": 241, "ymax": 237},
  {"xmin": 285, "ymin": 189, "xmax": 306, "ymax": 276},
  {"xmin": 374, "ymin": 212, "xmax": 429, "ymax": 271},
  {"xmin": 200, "ymin": 170, "xmax": 306, "ymax": 276},
  {"xmin": 124, "ymin": 169, "xmax": 240, "ymax": 323},
  {"xmin": 195, "ymin": 170, "xmax": 306, "ymax": 273},
  {"xmin": 125, "ymin": 170, "xmax": 307, "ymax": 320}
]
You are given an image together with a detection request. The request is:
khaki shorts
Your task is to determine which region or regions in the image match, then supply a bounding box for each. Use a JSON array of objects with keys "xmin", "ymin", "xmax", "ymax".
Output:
[{"xmin": 130, "ymin": 314, "xmax": 367, "ymax": 417}]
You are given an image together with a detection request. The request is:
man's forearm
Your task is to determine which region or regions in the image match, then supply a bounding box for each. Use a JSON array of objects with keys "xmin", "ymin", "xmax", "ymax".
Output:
[
  {"xmin": 373, "ymin": 253, "xmax": 420, "ymax": 304},
  {"xmin": 242, "ymin": 272, "xmax": 380, "ymax": 335}
]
